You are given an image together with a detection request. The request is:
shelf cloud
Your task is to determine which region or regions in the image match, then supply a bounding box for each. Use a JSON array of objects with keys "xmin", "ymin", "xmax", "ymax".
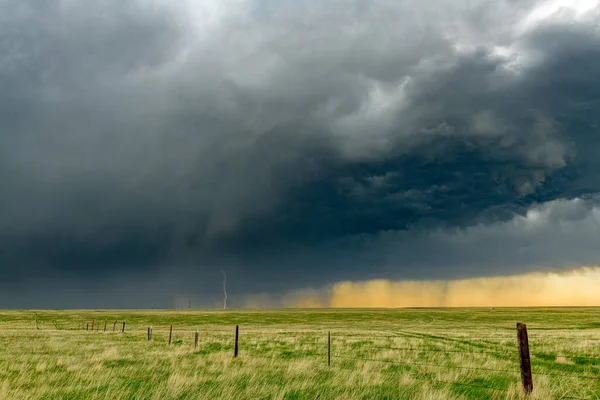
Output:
[{"xmin": 1, "ymin": 0, "xmax": 599, "ymax": 307}]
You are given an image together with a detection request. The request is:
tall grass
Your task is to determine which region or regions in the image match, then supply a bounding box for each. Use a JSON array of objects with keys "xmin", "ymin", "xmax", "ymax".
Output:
[{"xmin": 0, "ymin": 308, "xmax": 599, "ymax": 399}]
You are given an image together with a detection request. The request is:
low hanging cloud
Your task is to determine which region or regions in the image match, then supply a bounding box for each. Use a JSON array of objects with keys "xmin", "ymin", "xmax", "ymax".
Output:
[
  {"xmin": 245, "ymin": 197, "xmax": 600, "ymax": 307},
  {"xmin": 1, "ymin": 0, "xmax": 600, "ymax": 307}
]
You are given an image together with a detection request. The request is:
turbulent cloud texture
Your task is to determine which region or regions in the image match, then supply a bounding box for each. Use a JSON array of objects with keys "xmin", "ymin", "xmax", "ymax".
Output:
[{"xmin": 1, "ymin": 0, "xmax": 599, "ymax": 307}]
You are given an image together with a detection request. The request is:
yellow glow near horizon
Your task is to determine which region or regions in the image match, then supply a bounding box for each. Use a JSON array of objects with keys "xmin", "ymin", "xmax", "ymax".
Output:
[{"xmin": 275, "ymin": 267, "xmax": 600, "ymax": 308}]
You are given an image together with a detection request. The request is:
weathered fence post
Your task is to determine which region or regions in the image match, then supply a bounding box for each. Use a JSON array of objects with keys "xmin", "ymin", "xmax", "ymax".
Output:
[
  {"xmin": 113, "ymin": 320, "xmax": 117, "ymax": 332},
  {"xmin": 122, "ymin": 320, "xmax": 126, "ymax": 333},
  {"xmin": 168, "ymin": 325, "xmax": 173, "ymax": 345},
  {"xmin": 91, "ymin": 320, "xmax": 95, "ymax": 331},
  {"xmin": 194, "ymin": 329, "xmax": 199, "ymax": 350},
  {"xmin": 234, "ymin": 325, "xmax": 239, "ymax": 358},
  {"xmin": 86, "ymin": 323, "xmax": 88, "ymax": 331},
  {"xmin": 517, "ymin": 322, "xmax": 533, "ymax": 394},
  {"xmin": 148, "ymin": 327, "xmax": 152, "ymax": 341},
  {"xmin": 104, "ymin": 320, "xmax": 107, "ymax": 332},
  {"xmin": 328, "ymin": 331, "xmax": 331, "ymax": 368}
]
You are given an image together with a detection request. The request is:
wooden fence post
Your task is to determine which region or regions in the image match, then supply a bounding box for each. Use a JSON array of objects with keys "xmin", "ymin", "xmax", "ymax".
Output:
[
  {"xmin": 168, "ymin": 325, "xmax": 173, "ymax": 345},
  {"xmin": 234, "ymin": 325, "xmax": 239, "ymax": 358},
  {"xmin": 122, "ymin": 320, "xmax": 126, "ymax": 333},
  {"xmin": 328, "ymin": 331, "xmax": 331, "ymax": 368},
  {"xmin": 91, "ymin": 320, "xmax": 95, "ymax": 331},
  {"xmin": 113, "ymin": 320, "xmax": 117, "ymax": 332},
  {"xmin": 517, "ymin": 322, "xmax": 533, "ymax": 394},
  {"xmin": 86, "ymin": 323, "xmax": 88, "ymax": 331},
  {"xmin": 194, "ymin": 329, "xmax": 199, "ymax": 350},
  {"xmin": 104, "ymin": 320, "xmax": 107, "ymax": 332},
  {"xmin": 148, "ymin": 327, "xmax": 152, "ymax": 341}
]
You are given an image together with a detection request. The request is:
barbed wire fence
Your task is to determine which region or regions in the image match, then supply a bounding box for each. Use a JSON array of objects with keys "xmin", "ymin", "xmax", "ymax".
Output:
[{"xmin": 24, "ymin": 318, "xmax": 600, "ymax": 399}]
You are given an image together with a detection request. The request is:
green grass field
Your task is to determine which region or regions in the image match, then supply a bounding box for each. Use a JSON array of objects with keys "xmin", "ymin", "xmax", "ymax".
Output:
[{"xmin": 1, "ymin": 308, "xmax": 600, "ymax": 399}]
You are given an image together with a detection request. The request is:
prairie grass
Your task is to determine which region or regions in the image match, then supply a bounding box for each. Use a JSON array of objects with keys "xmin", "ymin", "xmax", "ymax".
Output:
[{"xmin": 0, "ymin": 308, "xmax": 599, "ymax": 399}]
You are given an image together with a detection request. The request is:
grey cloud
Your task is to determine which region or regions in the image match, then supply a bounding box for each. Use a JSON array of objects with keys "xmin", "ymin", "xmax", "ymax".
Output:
[
  {"xmin": 1, "ymin": 0, "xmax": 600, "ymax": 307},
  {"xmin": 373, "ymin": 197, "xmax": 600, "ymax": 279},
  {"xmin": 248, "ymin": 197, "xmax": 600, "ymax": 292}
]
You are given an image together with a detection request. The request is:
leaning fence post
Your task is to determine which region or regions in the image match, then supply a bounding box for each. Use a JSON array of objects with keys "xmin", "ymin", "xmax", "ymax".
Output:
[
  {"xmin": 234, "ymin": 325, "xmax": 239, "ymax": 358},
  {"xmin": 113, "ymin": 320, "xmax": 117, "ymax": 332},
  {"xmin": 122, "ymin": 320, "xmax": 126, "ymax": 333},
  {"xmin": 517, "ymin": 322, "xmax": 533, "ymax": 394},
  {"xmin": 328, "ymin": 331, "xmax": 331, "ymax": 368},
  {"xmin": 168, "ymin": 325, "xmax": 173, "ymax": 345},
  {"xmin": 194, "ymin": 329, "xmax": 199, "ymax": 350}
]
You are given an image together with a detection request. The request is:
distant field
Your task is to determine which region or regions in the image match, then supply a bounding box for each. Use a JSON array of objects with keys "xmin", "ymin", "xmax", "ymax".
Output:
[{"xmin": 1, "ymin": 308, "xmax": 600, "ymax": 399}]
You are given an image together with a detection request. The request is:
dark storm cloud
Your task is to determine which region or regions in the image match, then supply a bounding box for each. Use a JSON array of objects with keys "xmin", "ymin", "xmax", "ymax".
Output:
[{"xmin": 1, "ymin": 0, "xmax": 600, "ymax": 307}]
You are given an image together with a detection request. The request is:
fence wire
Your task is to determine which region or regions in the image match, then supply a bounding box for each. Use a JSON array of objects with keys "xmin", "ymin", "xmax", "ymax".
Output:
[{"xmin": 23, "ymin": 320, "xmax": 600, "ymax": 398}]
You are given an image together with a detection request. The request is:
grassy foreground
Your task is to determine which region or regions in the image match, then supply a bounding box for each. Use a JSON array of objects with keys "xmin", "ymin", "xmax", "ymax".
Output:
[{"xmin": 1, "ymin": 308, "xmax": 600, "ymax": 399}]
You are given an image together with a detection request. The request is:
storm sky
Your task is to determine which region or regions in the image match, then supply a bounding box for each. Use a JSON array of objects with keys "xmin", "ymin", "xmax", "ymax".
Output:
[{"xmin": 1, "ymin": 0, "xmax": 600, "ymax": 308}]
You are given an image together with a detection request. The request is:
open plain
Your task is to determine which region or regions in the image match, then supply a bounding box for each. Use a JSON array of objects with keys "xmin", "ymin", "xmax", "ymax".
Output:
[{"xmin": 1, "ymin": 308, "xmax": 600, "ymax": 399}]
